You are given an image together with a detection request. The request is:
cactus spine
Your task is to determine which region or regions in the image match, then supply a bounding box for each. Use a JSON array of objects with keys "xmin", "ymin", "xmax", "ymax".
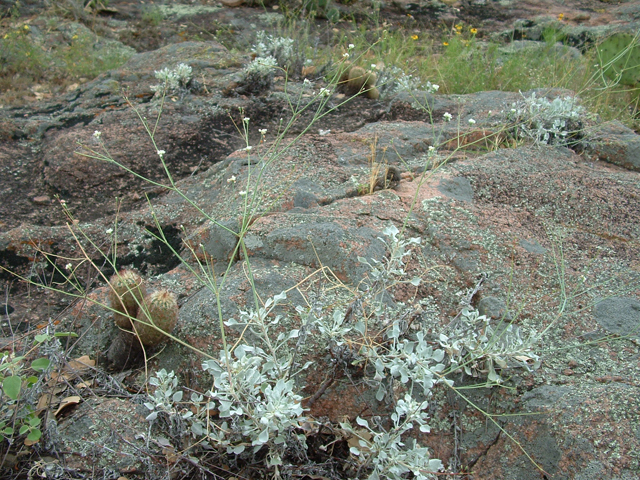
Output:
[
  {"xmin": 134, "ymin": 290, "xmax": 179, "ymax": 347},
  {"xmin": 340, "ymin": 65, "xmax": 380, "ymax": 99},
  {"xmin": 108, "ymin": 270, "xmax": 147, "ymax": 329}
]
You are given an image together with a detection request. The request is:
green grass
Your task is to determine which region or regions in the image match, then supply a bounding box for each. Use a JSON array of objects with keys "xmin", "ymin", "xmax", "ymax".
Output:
[
  {"xmin": 0, "ymin": 22, "xmax": 132, "ymax": 103},
  {"xmin": 305, "ymin": 21, "xmax": 639, "ymax": 129},
  {"xmin": 2, "ymin": 10, "xmax": 638, "ymax": 129},
  {"xmin": 140, "ymin": 5, "xmax": 165, "ymax": 27}
]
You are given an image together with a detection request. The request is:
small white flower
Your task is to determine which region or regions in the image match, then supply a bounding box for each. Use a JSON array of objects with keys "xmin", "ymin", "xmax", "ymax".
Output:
[
  {"xmin": 443, "ymin": 112, "xmax": 453, "ymax": 122},
  {"xmin": 318, "ymin": 87, "xmax": 332, "ymax": 97},
  {"xmin": 428, "ymin": 145, "xmax": 436, "ymax": 152},
  {"xmin": 348, "ymin": 44, "xmax": 355, "ymax": 50},
  {"xmin": 319, "ymin": 129, "xmax": 331, "ymax": 136},
  {"xmin": 243, "ymin": 117, "xmax": 250, "ymax": 122},
  {"xmin": 106, "ymin": 228, "xmax": 113, "ymax": 235},
  {"xmin": 488, "ymin": 110, "xmax": 493, "ymax": 116},
  {"xmin": 259, "ymin": 128, "xmax": 267, "ymax": 135},
  {"xmin": 432, "ymin": 84, "xmax": 440, "ymax": 91},
  {"xmin": 343, "ymin": 52, "xmax": 350, "ymax": 58},
  {"xmin": 93, "ymin": 130, "xmax": 102, "ymax": 139},
  {"xmin": 468, "ymin": 118, "xmax": 476, "ymax": 124},
  {"xmin": 59, "ymin": 199, "xmax": 67, "ymax": 205},
  {"xmin": 371, "ymin": 64, "xmax": 377, "ymax": 69},
  {"xmin": 303, "ymin": 78, "xmax": 311, "ymax": 86},
  {"xmin": 65, "ymin": 263, "xmax": 73, "ymax": 270},
  {"xmin": 157, "ymin": 149, "xmax": 166, "ymax": 157},
  {"xmin": 511, "ymin": 108, "xmax": 517, "ymax": 113},
  {"xmin": 239, "ymin": 191, "xmax": 247, "ymax": 196},
  {"xmin": 244, "ymin": 146, "xmax": 252, "ymax": 151},
  {"xmin": 227, "ymin": 175, "xmax": 237, "ymax": 184}
]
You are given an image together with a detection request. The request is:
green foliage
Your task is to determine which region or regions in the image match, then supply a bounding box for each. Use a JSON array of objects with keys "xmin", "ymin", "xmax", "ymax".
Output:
[
  {"xmin": 0, "ymin": 331, "xmax": 77, "ymax": 446},
  {"xmin": 0, "ymin": 26, "xmax": 47, "ymax": 79},
  {"xmin": 141, "ymin": 5, "xmax": 165, "ymax": 27},
  {"xmin": 598, "ymin": 33, "xmax": 640, "ymax": 86},
  {"xmin": 542, "ymin": 25, "xmax": 566, "ymax": 46},
  {"xmin": 59, "ymin": 31, "xmax": 131, "ymax": 79},
  {"xmin": 0, "ymin": 343, "xmax": 49, "ymax": 443},
  {"xmin": 302, "ymin": 0, "xmax": 340, "ymax": 22},
  {"xmin": 0, "ymin": 24, "xmax": 132, "ymax": 96}
]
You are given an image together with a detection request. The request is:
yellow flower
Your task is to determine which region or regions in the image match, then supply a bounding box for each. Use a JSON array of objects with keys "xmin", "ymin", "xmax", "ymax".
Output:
[
  {"xmin": 443, "ymin": 41, "xmax": 449, "ymax": 46},
  {"xmin": 558, "ymin": 13, "xmax": 564, "ymax": 20},
  {"xmin": 3, "ymin": 34, "xmax": 8, "ymax": 39},
  {"xmin": 72, "ymin": 34, "xmax": 78, "ymax": 40},
  {"xmin": 411, "ymin": 35, "xmax": 418, "ymax": 40},
  {"xmin": 455, "ymin": 24, "xmax": 462, "ymax": 31},
  {"xmin": 23, "ymin": 25, "xmax": 30, "ymax": 30},
  {"xmin": 470, "ymin": 28, "xmax": 478, "ymax": 34},
  {"xmin": 455, "ymin": 30, "xmax": 461, "ymax": 35}
]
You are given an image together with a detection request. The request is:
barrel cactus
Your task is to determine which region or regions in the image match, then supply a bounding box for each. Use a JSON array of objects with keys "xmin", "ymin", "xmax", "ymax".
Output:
[
  {"xmin": 108, "ymin": 270, "xmax": 147, "ymax": 329},
  {"xmin": 134, "ymin": 290, "xmax": 179, "ymax": 347}
]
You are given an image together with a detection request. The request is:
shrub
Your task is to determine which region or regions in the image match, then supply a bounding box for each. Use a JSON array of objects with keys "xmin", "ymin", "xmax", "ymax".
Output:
[
  {"xmin": 150, "ymin": 63, "xmax": 193, "ymax": 96},
  {"xmin": 252, "ymin": 31, "xmax": 306, "ymax": 74},
  {"xmin": 138, "ymin": 226, "xmax": 542, "ymax": 477},
  {"xmin": 509, "ymin": 92, "xmax": 587, "ymax": 146},
  {"xmin": 238, "ymin": 56, "xmax": 279, "ymax": 95}
]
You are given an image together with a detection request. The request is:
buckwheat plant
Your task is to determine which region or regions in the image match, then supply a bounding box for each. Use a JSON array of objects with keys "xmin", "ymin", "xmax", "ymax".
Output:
[
  {"xmin": 150, "ymin": 63, "xmax": 193, "ymax": 96},
  {"xmin": 138, "ymin": 224, "xmax": 544, "ymax": 476},
  {"xmin": 252, "ymin": 31, "xmax": 305, "ymax": 73},
  {"xmin": 202, "ymin": 352, "xmax": 305, "ymax": 465},
  {"xmin": 197, "ymin": 292, "xmax": 310, "ymax": 465},
  {"xmin": 509, "ymin": 92, "xmax": 586, "ymax": 146},
  {"xmin": 143, "ymin": 293, "xmax": 309, "ymax": 465},
  {"xmin": 241, "ymin": 56, "xmax": 279, "ymax": 95},
  {"xmin": 379, "ymin": 66, "xmax": 439, "ymax": 99},
  {"xmin": 341, "ymin": 396, "xmax": 443, "ymax": 480},
  {"xmin": 358, "ymin": 225, "xmax": 422, "ymax": 317},
  {"xmin": 438, "ymin": 308, "xmax": 541, "ymax": 384},
  {"xmin": 144, "ymin": 369, "xmax": 185, "ymax": 421}
]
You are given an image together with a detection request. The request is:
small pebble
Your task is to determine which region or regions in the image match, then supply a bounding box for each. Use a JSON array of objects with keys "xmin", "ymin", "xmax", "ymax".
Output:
[{"xmin": 32, "ymin": 195, "xmax": 51, "ymax": 205}]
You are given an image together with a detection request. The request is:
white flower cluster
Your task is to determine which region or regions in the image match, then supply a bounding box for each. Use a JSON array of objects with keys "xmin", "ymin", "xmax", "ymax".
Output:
[
  {"xmin": 150, "ymin": 63, "xmax": 192, "ymax": 94},
  {"xmin": 510, "ymin": 92, "xmax": 585, "ymax": 146},
  {"xmin": 252, "ymin": 31, "xmax": 299, "ymax": 70},
  {"xmin": 241, "ymin": 56, "xmax": 278, "ymax": 94},
  {"xmin": 385, "ymin": 66, "xmax": 439, "ymax": 94},
  {"xmin": 245, "ymin": 55, "xmax": 278, "ymax": 75}
]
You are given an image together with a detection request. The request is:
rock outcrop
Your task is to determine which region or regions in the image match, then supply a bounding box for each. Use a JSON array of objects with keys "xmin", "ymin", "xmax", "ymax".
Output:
[{"xmin": 1, "ymin": 3, "xmax": 639, "ymax": 479}]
